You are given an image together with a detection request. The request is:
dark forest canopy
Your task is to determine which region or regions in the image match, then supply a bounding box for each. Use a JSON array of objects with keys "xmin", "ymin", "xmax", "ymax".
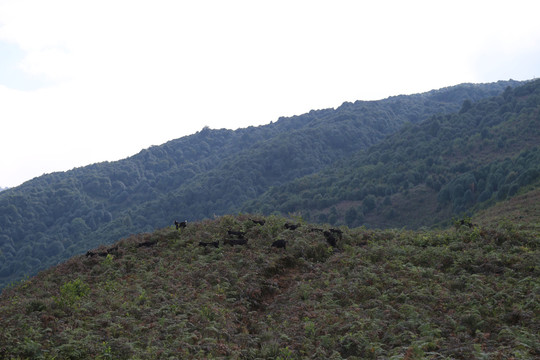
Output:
[
  {"xmin": 0, "ymin": 79, "xmax": 533, "ymax": 290},
  {"xmin": 244, "ymin": 79, "xmax": 540, "ymax": 228}
]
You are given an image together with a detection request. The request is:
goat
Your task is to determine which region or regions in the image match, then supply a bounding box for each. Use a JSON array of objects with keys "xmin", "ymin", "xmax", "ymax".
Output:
[
  {"xmin": 323, "ymin": 231, "xmax": 337, "ymax": 248},
  {"xmin": 249, "ymin": 218, "xmax": 266, "ymax": 226},
  {"xmin": 175, "ymin": 220, "xmax": 187, "ymax": 230},
  {"xmin": 227, "ymin": 230, "xmax": 246, "ymax": 239},
  {"xmin": 199, "ymin": 241, "xmax": 219, "ymax": 248},
  {"xmin": 223, "ymin": 238, "xmax": 248, "ymax": 246},
  {"xmin": 284, "ymin": 223, "xmax": 300, "ymax": 230},
  {"xmin": 271, "ymin": 239, "xmax": 287, "ymax": 249}
]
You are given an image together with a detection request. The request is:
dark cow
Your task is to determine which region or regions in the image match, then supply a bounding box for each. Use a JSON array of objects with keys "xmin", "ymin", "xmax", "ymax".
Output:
[
  {"xmin": 329, "ymin": 228, "xmax": 343, "ymax": 239},
  {"xmin": 271, "ymin": 239, "xmax": 287, "ymax": 249},
  {"xmin": 137, "ymin": 239, "xmax": 158, "ymax": 248},
  {"xmin": 323, "ymin": 231, "xmax": 338, "ymax": 248},
  {"xmin": 86, "ymin": 245, "xmax": 119, "ymax": 257},
  {"xmin": 249, "ymin": 218, "xmax": 266, "ymax": 226},
  {"xmin": 284, "ymin": 223, "xmax": 300, "ymax": 230},
  {"xmin": 175, "ymin": 220, "xmax": 187, "ymax": 230},
  {"xmin": 199, "ymin": 241, "xmax": 219, "ymax": 248}
]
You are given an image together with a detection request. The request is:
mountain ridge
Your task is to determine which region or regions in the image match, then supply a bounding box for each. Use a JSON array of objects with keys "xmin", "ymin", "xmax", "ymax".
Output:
[
  {"xmin": 243, "ymin": 79, "xmax": 540, "ymax": 228},
  {"xmin": 0, "ymin": 79, "xmax": 528, "ymax": 290}
]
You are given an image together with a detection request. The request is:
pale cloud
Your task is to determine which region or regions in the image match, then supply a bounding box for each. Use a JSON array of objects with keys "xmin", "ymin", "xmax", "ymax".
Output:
[{"xmin": 0, "ymin": 0, "xmax": 539, "ymax": 187}]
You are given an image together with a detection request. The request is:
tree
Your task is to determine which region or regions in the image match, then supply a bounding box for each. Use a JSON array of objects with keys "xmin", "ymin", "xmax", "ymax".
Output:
[
  {"xmin": 345, "ymin": 207, "xmax": 358, "ymax": 227},
  {"xmin": 363, "ymin": 195, "xmax": 376, "ymax": 213}
]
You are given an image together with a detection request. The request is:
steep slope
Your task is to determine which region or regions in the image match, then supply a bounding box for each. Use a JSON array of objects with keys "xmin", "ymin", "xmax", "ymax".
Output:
[
  {"xmin": 244, "ymin": 79, "xmax": 540, "ymax": 228},
  {"xmin": 0, "ymin": 80, "xmax": 518, "ymax": 290},
  {"xmin": 0, "ymin": 215, "xmax": 538, "ymax": 359},
  {"xmin": 473, "ymin": 186, "xmax": 540, "ymax": 232}
]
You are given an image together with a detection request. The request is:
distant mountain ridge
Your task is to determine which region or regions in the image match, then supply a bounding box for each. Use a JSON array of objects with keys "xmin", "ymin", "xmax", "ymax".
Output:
[
  {"xmin": 243, "ymin": 79, "xmax": 540, "ymax": 228},
  {"xmin": 0, "ymin": 79, "xmax": 526, "ymax": 290}
]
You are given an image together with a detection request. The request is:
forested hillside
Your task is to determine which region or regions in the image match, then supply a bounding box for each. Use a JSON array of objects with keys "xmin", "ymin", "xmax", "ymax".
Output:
[
  {"xmin": 244, "ymin": 80, "xmax": 540, "ymax": 228},
  {"xmin": 0, "ymin": 80, "xmax": 522, "ymax": 290},
  {"xmin": 1, "ymin": 215, "xmax": 538, "ymax": 359}
]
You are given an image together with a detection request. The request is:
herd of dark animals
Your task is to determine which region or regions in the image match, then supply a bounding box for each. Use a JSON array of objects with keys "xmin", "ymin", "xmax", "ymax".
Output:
[
  {"xmin": 196, "ymin": 219, "xmax": 342, "ymax": 250},
  {"xmin": 86, "ymin": 216, "xmax": 474, "ymax": 258},
  {"xmin": 86, "ymin": 218, "xmax": 343, "ymax": 257}
]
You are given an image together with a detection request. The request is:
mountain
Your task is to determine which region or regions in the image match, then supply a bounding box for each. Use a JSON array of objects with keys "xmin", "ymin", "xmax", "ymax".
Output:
[
  {"xmin": 0, "ymin": 214, "xmax": 538, "ymax": 358},
  {"xmin": 0, "ymin": 187, "xmax": 8, "ymax": 192},
  {"xmin": 0, "ymin": 80, "xmax": 524, "ymax": 290},
  {"xmin": 244, "ymin": 79, "xmax": 540, "ymax": 229}
]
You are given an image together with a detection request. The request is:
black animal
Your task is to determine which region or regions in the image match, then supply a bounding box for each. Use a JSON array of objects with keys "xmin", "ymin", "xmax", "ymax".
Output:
[
  {"xmin": 227, "ymin": 230, "xmax": 246, "ymax": 238},
  {"xmin": 137, "ymin": 239, "xmax": 158, "ymax": 248},
  {"xmin": 457, "ymin": 219, "xmax": 476, "ymax": 228},
  {"xmin": 199, "ymin": 241, "xmax": 219, "ymax": 248},
  {"xmin": 284, "ymin": 223, "xmax": 300, "ymax": 230},
  {"xmin": 175, "ymin": 220, "xmax": 187, "ymax": 230},
  {"xmin": 249, "ymin": 218, "xmax": 266, "ymax": 226},
  {"xmin": 86, "ymin": 245, "xmax": 119, "ymax": 257},
  {"xmin": 309, "ymin": 227, "xmax": 324, "ymax": 233},
  {"xmin": 223, "ymin": 238, "xmax": 248, "ymax": 246},
  {"xmin": 329, "ymin": 228, "xmax": 343, "ymax": 239},
  {"xmin": 271, "ymin": 239, "xmax": 287, "ymax": 249},
  {"xmin": 323, "ymin": 231, "xmax": 337, "ymax": 248}
]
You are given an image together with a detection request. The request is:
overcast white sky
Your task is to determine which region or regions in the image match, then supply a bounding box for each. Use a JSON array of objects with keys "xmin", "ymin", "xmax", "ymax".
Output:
[{"xmin": 1, "ymin": 0, "xmax": 539, "ymax": 188}]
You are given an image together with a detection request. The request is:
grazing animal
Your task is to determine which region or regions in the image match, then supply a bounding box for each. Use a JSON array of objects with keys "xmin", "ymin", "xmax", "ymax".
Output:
[
  {"xmin": 223, "ymin": 238, "xmax": 248, "ymax": 246},
  {"xmin": 309, "ymin": 227, "xmax": 324, "ymax": 233},
  {"xmin": 249, "ymin": 218, "xmax": 266, "ymax": 226},
  {"xmin": 329, "ymin": 228, "xmax": 343, "ymax": 239},
  {"xmin": 199, "ymin": 241, "xmax": 219, "ymax": 248},
  {"xmin": 175, "ymin": 220, "xmax": 187, "ymax": 230},
  {"xmin": 323, "ymin": 231, "xmax": 338, "ymax": 248},
  {"xmin": 86, "ymin": 245, "xmax": 119, "ymax": 257},
  {"xmin": 227, "ymin": 230, "xmax": 246, "ymax": 238},
  {"xmin": 137, "ymin": 239, "xmax": 158, "ymax": 248},
  {"xmin": 454, "ymin": 218, "xmax": 477, "ymax": 230},
  {"xmin": 284, "ymin": 223, "xmax": 300, "ymax": 230},
  {"xmin": 271, "ymin": 239, "xmax": 287, "ymax": 249}
]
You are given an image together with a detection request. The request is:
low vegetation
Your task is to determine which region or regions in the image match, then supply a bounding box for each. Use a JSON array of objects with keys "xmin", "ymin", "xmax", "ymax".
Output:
[{"xmin": 1, "ymin": 214, "xmax": 538, "ymax": 359}]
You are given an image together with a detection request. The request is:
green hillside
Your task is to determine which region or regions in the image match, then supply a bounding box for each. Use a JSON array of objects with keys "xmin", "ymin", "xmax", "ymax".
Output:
[
  {"xmin": 0, "ymin": 80, "xmax": 518, "ymax": 291},
  {"xmin": 244, "ymin": 80, "xmax": 540, "ymax": 228},
  {"xmin": 0, "ymin": 215, "xmax": 538, "ymax": 359}
]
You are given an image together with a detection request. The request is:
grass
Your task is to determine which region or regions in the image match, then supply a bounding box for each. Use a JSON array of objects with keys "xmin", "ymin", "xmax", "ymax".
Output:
[{"xmin": 0, "ymin": 214, "xmax": 538, "ymax": 359}]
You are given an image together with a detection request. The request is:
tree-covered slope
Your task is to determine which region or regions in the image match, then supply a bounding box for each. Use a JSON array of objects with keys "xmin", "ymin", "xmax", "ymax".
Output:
[
  {"xmin": 0, "ymin": 215, "xmax": 538, "ymax": 359},
  {"xmin": 0, "ymin": 80, "xmax": 518, "ymax": 290},
  {"xmin": 244, "ymin": 80, "xmax": 540, "ymax": 229}
]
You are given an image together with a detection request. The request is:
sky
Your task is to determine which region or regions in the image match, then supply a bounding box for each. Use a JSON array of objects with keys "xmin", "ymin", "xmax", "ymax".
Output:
[{"xmin": 1, "ymin": 0, "xmax": 539, "ymax": 188}]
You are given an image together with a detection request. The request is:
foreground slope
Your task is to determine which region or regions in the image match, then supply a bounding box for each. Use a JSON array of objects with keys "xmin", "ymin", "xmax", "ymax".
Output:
[
  {"xmin": 0, "ymin": 214, "xmax": 538, "ymax": 359},
  {"xmin": 244, "ymin": 79, "xmax": 540, "ymax": 228},
  {"xmin": 0, "ymin": 80, "xmax": 518, "ymax": 290}
]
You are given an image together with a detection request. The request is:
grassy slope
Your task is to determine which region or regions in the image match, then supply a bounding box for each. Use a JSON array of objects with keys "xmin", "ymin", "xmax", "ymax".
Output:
[
  {"xmin": 0, "ymin": 214, "xmax": 538, "ymax": 359},
  {"xmin": 473, "ymin": 185, "xmax": 540, "ymax": 232}
]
